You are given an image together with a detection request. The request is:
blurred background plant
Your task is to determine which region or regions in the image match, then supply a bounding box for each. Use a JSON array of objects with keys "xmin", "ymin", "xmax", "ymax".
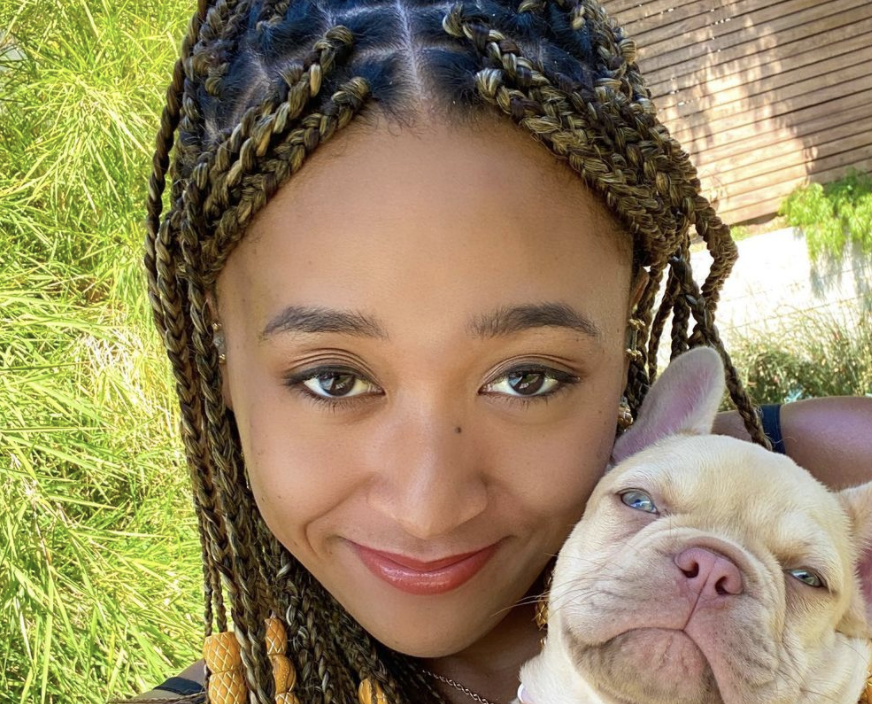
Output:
[
  {"xmin": 727, "ymin": 303, "xmax": 872, "ymax": 405},
  {"xmin": 780, "ymin": 169, "xmax": 872, "ymax": 263},
  {"xmin": 0, "ymin": 1, "xmax": 200, "ymax": 703}
]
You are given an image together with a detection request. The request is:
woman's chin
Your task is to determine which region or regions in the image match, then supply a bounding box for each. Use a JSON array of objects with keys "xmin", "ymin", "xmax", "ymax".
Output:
[{"xmin": 353, "ymin": 605, "xmax": 501, "ymax": 657}]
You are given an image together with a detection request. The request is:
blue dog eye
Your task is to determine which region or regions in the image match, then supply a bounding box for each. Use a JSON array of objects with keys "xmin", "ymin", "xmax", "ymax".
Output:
[
  {"xmin": 788, "ymin": 569, "xmax": 825, "ymax": 588},
  {"xmin": 620, "ymin": 489, "xmax": 658, "ymax": 514}
]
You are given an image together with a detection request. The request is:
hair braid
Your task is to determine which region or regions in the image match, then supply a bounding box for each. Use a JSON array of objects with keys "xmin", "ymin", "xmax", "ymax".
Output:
[
  {"xmin": 142, "ymin": 10, "xmax": 235, "ymax": 638},
  {"xmin": 154, "ymin": 202, "xmax": 238, "ymax": 634},
  {"xmin": 145, "ymin": 7, "xmax": 204, "ymax": 342},
  {"xmin": 667, "ymin": 256, "xmax": 770, "ymax": 447},
  {"xmin": 200, "ymin": 26, "xmax": 353, "ymax": 226},
  {"xmin": 178, "ymin": 168, "xmax": 285, "ymax": 702},
  {"xmin": 669, "ymin": 244, "xmax": 691, "ymax": 360}
]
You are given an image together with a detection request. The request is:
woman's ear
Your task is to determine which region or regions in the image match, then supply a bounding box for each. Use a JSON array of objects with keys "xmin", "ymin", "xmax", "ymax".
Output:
[{"xmin": 205, "ymin": 292, "xmax": 234, "ymax": 411}]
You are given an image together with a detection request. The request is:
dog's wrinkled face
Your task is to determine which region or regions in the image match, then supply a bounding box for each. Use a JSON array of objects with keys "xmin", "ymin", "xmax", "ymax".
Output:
[
  {"xmin": 520, "ymin": 348, "xmax": 872, "ymax": 704},
  {"xmin": 553, "ymin": 435, "xmax": 870, "ymax": 704}
]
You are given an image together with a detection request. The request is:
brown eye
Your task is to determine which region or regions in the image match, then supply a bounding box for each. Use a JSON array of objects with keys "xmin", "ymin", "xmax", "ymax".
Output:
[
  {"xmin": 289, "ymin": 367, "xmax": 379, "ymax": 400},
  {"xmin": 507, "ymin": 371, "xmax": 546, "ymax": 395},
  {"xmin": 315, "ymin": 372, "xmax": 357, "ymax": 396},
  {"xmin": 481, "ymin": 365, "xmax": 579, "ymax": 402}
]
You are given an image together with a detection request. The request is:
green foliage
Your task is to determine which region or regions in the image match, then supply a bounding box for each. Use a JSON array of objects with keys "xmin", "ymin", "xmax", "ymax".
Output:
[
  {"xmin": 0, "ymin": 1, "xmax": 202, "ymax": 702},
  {"xmin": 727, "ymin": 224, "xmax": 750, "ymax": 241},
  {"xmin": 728, "ymin": 305, "xmax": 872, "ymax": 404},
  {"xmin": 779, "ymin": 170, "xmax": 872, "ymax": 262}
]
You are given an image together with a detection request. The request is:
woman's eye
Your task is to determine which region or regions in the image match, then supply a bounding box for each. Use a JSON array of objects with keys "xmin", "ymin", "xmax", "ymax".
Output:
[
  {"xmin": 787, "ymin": 568, "xmax": 826, "ymax": 589},
  {"xmin": 481, "ymin": 366, "xmax": 578, "ymax": 400},
  {"xmin": 619, "ymin": 489, "xmax": 658, "ymax": 514},
  {"xmin": 284, "ymin": 367, "xmax": 380, "ymax": 405}
]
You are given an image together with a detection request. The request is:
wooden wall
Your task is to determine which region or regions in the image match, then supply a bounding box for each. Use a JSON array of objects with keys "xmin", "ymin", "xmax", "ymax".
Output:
[{"xmin": 601, "ymin": 0, "xmax": 872, "ymax": 225}]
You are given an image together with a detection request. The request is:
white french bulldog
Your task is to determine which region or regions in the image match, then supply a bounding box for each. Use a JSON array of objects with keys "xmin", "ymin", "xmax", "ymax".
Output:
[{"xmin": 517, "ymin": 347, "xmax": 872, "ymax": 704}]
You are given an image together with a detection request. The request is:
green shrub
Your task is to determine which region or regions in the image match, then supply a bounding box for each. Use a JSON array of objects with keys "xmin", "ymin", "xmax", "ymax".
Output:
[
  {"xmin": 728, "ymin": 305, "xmax": 872, "ymax": 404},
  {"xmin": 779, "ymin": 170, "xmax": 872, "ymax": 262}
]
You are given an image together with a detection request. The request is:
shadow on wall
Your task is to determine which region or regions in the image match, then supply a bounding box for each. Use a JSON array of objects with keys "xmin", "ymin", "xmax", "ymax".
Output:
[{"xmin": 806, "ymin": 236, "xmax": 872, "ymax": 309}]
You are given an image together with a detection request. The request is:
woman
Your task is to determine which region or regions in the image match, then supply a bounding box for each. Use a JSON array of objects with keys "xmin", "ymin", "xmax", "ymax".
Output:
[{"xmin": 132, "ymin": 1, "xmax": 872, "ymax": 702}]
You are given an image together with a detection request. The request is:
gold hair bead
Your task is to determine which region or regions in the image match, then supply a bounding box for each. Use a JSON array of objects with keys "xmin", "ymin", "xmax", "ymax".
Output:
[
  {"xmin": 266, "ymin": 617, "xmax": 297, "ymax": 696},
  {"xmin": 203, "ymin": 631, "xmax": 246, "ymax": 704},
  {"xmin": 202, "ymin": 619, "xmax": 299, "ymax": 704},
  {"xmin": 358, "ymin": 678, "xmax": 390, "ymax": 704}
]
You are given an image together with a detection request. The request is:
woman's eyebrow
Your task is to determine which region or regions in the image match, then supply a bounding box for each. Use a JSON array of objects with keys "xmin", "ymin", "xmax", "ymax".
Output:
[
  {"xmin": 468, "ymin": 302, "xmax": 601, "ymax": 340},
  {"xmin": 260, "ymin": 302, "xmax": 601, "ymax": 341},
  {"xmin": 261, "ymin": 306, "xmax": 388, "ymax": 340}
]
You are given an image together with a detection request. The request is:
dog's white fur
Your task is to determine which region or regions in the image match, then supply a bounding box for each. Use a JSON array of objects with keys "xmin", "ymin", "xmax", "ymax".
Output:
[{"xmin": 517, "ymin": 348, "xmax": 872, "ymax": 704}]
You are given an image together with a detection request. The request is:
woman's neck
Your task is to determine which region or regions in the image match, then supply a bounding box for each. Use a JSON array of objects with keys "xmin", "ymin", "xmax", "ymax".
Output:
[{"xmin": 422, "ymin": 601, "xmax": 542, "ymax": 704}]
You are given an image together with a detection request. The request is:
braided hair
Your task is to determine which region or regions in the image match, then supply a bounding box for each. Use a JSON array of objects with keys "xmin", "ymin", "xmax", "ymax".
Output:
[{"xmin": 139, "ymin": 1, "xmax": 770, "ymax": 702}]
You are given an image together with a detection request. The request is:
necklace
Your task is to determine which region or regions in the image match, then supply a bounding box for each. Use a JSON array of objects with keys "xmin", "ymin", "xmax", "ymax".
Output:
[{"xmin": 419, "ymin": 667, "xmax": 502, "ymax": 704}]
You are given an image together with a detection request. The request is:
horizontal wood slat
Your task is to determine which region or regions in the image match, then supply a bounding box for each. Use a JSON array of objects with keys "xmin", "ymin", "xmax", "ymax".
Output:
[
  {"xmin": 701, "ymin": 106, "xmax": 872, "ymax": 174},
  {"xmin": 659, "ymin": 56, "xmax": 872, "ymax": 127},
  {"xmin": 671, "ymin": 73, "xmax": 872, "ymax": 143},
  {"xmin": 709, "ymin": 130, "xmax": 872, "ymax": 197},
  {"xmin": 630, "ymin": 0, "xmax": 790, "ymax": 49},
  {"xmin": 630, "ymin": 0, "xmax": 868, "ymax": 75},
  {"xmin": 648, "ymin": 15, "xmax": 872, "ymax": 97},
  {"xmin": 603, "ymin": 0, "xmax": 872, "ymax": 223},
  {"xmin": 670, "ymin": 90, "xmax": 872, "ymax": 152},
  {"xmin": 719, "ymin": 155, "xmax": 872, "ymax": 223},
  {"xmin": 653, "ymin": 33, "xmax": 872, "ymax": 113}
]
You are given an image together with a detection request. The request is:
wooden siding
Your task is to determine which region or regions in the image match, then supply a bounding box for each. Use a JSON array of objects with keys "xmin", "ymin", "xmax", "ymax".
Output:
[{"xmin": 601, "ymin": 0, "xmax": 872, "ymax": 224}]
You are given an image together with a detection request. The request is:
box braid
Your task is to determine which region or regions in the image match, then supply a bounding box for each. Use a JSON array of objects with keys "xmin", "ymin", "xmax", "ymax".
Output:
[{"xmin": 137, "ymin": 1, "xmax": 771, "ymax": 702}]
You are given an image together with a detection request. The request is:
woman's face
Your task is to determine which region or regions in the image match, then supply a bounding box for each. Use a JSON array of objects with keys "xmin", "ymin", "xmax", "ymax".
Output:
[{"xmin": 216, "ymin": 117, "xmax": 639, "ymax": 657}]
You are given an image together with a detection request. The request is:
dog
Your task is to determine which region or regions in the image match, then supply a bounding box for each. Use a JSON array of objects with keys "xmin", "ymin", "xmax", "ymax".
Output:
[{"xmin": 516, "ymin": 347, "xmax": 872, "ymax": 704}]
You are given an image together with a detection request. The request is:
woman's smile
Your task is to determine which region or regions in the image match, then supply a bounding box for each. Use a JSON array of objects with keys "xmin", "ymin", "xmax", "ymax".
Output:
[{"xmin": 350, "ymin": 540, "xmax": 502, "ymax": 595}]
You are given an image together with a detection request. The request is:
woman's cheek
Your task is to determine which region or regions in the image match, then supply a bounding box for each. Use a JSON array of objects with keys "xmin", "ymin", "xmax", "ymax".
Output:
[{"xmin": 235, "ymin": 385, "xmax": 367, "ymax": 546}]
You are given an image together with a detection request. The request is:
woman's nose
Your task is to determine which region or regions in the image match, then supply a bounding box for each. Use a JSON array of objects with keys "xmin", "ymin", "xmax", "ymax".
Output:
[{"xmin": 366, "ymin": 408, "xmax": 488, "ymax": 540}]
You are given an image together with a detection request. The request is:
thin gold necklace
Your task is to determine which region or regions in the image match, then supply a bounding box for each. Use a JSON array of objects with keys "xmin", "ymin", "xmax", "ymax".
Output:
[{"xmin": 419, "ymin": 667, "xmax": 502, "ymax": 704}]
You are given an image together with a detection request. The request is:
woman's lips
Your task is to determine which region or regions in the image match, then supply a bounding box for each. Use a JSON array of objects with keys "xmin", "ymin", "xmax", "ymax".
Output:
[{"xmin": 351, "ymin": 543, "xmax": 499, "ymax": 595}]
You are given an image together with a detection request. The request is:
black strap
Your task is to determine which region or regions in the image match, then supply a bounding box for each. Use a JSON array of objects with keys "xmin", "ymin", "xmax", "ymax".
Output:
[
  {"xmin": 759, "ymin": 403, "xmax": 786, "ymax": 455},
  {"xmin": 154, "ymin": 676, "xmax": 206, "ymax": 695}
]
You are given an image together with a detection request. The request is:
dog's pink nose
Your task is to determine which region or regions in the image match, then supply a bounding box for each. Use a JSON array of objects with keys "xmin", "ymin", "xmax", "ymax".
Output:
[{"xmin": 675, "ymin": 547, "xmax": 743, "ymax": 597}]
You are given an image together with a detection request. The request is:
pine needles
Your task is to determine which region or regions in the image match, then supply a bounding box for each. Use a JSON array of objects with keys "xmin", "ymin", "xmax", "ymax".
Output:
[{"xmin": 1, "ymin": 1, "xmax": 203, "ymax": 702}]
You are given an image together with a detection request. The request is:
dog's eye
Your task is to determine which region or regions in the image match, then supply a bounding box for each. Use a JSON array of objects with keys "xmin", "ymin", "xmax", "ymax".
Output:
[
  {"xmin": 619, "ymin": 489, "xmax": 658, "ymax": 514},
  {"xmin": 787, "ymin": 568, "xmax": 826, "ymax": 588}
]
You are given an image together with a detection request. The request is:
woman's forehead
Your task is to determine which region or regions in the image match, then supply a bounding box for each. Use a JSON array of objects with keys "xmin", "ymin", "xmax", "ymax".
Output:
[
  {"xmin": 217, "ymin": 118, "xmax": 634, "ymax": 336},
  {"xmin": 243, "ymin": 116, "xmax": 629, "ymax": 254}
]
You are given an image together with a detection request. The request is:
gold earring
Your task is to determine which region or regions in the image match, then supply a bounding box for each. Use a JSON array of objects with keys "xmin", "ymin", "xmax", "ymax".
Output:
[
  {"xmin": 625, "ymin": 318, "xmax": 644, "ymax": 363},
  {"xmin": 618, "ymin": 396, "xmax": 634, "ymax": 430},
  {"xmin": 212, "ymin": 321, "xmax": 227, "ymax": 365}
]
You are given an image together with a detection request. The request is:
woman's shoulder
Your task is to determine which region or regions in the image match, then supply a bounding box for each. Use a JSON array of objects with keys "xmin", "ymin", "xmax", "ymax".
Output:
[{"xmin": 134, "ymin": 660, "xmax": 206, "ymax": 699}]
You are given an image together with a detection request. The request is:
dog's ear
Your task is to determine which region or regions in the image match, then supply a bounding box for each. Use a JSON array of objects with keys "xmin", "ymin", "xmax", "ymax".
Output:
[
  {"xmin": 836, "ymin": 482, "xmax": 872, "ymax": 636},
  {"xmin": 611, "ymin": 347, "xmax": 725, "ymax": 465}
]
